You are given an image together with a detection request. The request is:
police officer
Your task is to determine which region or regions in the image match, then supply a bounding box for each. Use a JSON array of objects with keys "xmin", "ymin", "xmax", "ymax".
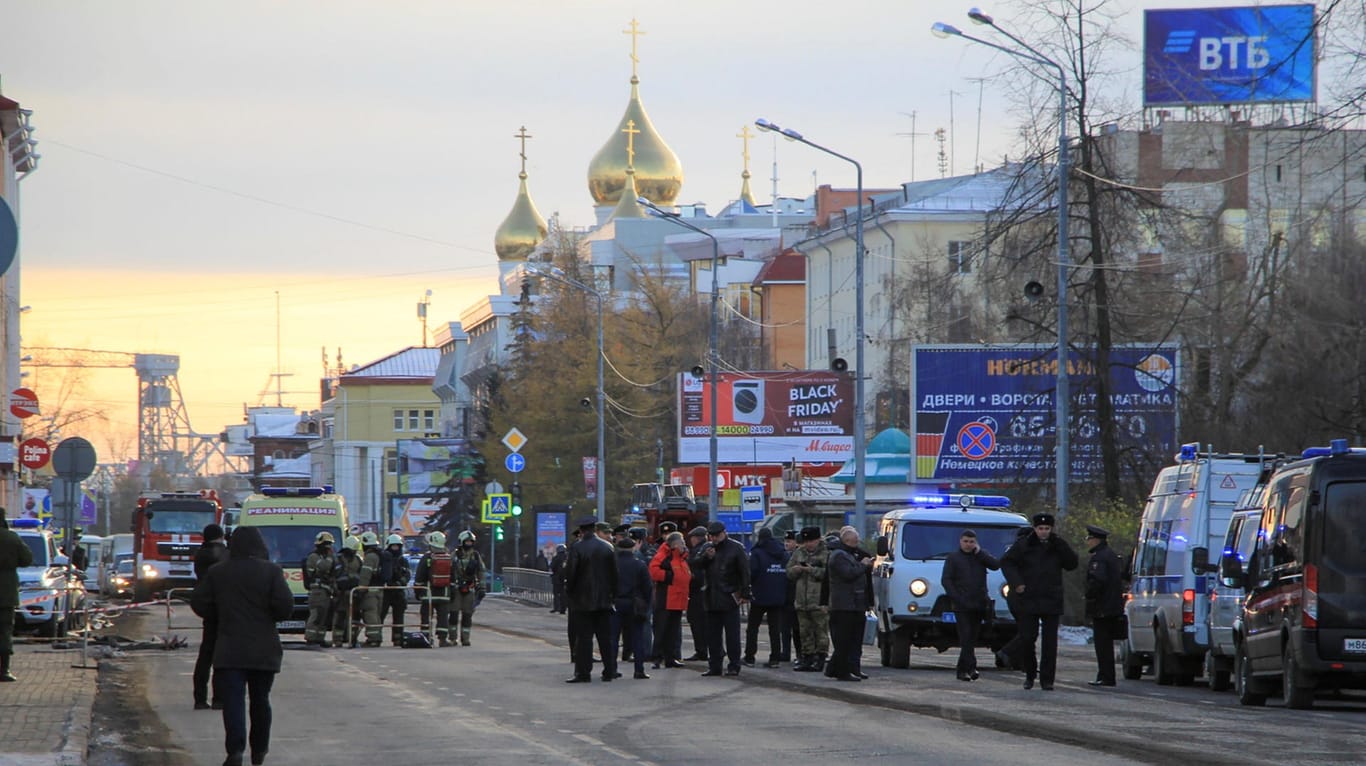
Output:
[
  {"xmin": 414, "ymin": 531, "xmax": 456, "ymax": 647},
  {"xmin": 379, "ymin": 534, "xmax": 411, "ymax": 646},
  {"xmin": 302, "ymin": 532, "xmax": 336, "ymax": 647},
  {"xmin": 1000, "ymin": 512, "xmax": 1078, "ymax": 690},
  {"xmin": 452, "ymin": 530, "xmax": 486, "ymax": 647},
  {"xmin": 333, "ymin": 536, "xmax": 363, "ymax": 647},
  {"xmin": 357, "ymin": 532, "xmax": 385, "ymax": 648},
  {"xmin": 1085, "ymin": 525, "xmax": 1125, "ymax": 687}
]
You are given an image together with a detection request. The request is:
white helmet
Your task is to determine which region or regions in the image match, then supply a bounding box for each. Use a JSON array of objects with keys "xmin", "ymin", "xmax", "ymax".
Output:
[
  {"xmin": 385, "ymin": 534, "xmax": 403, "ymax": 547},
  {"xmin": 458, "ymin": 530, "xmax": 476, "ymax": 544},
  {"xmin": 360, "ymin": 531, "xmax": 380, "ymax": 547},
  {"xmin": 343, "ymin": 535, "xmax": 362, "ymax": 552},
  {"xmin": 427, "ymin": 531, "xmax": 447, "ymax": 549}
]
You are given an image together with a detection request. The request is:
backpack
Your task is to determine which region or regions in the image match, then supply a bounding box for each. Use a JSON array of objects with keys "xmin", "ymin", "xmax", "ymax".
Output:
[{"xmin": 429, "ymin": 552, "xmax": 454, "ymax": 589}]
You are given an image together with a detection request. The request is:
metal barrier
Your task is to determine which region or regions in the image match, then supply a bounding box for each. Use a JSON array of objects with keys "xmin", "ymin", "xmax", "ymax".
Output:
[
  {"xmin": 343, "ymin": 585, "xmax": 435, "ymax": 647},
  {"xmin": 500, "ymin": 567, "xmax": 552, "ymax": 605},
  {"xmin": 165, "ymin": 587, "xmax": 198, "ymax": 633}
]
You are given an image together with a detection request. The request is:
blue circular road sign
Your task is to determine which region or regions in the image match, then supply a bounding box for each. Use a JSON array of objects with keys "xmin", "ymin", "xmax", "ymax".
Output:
[{"xmin": 505, "ymin": 453, "xmax": 526, "ymax": 473}]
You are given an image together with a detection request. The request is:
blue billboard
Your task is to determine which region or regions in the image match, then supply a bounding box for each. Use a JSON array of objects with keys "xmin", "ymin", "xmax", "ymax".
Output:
[
  {"xmin": 912, "ymin": 345, "xmax": 1179, "ymax": 483},
  {"xmin": 1144, "ymin": 4, "xmax": 1316, "ymax": 106}
]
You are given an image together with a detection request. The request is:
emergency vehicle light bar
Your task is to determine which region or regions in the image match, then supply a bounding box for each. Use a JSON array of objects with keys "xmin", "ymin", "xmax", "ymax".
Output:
[
  {"xmin": 260, "ymin": 486, "xmax": 327, "ymax": 497},
  {"xmin": 909, "ymin": 493, "xmax": 1011, "ymax": 509},
  {"xmin": 1301, "ymin": 439, "xmax": 1366, "ymax": 459},
  {"xmin": 11, "ymin": 517, "xmax": 43, "ymax": 529}
]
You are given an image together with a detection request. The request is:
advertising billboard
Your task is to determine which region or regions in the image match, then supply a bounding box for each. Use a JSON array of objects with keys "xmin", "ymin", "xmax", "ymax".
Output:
[
  {"xmin": 1144, "ymin": 4, "xmax": 1316, "ymax": 106},
  {"xmin": 395, "ymin": 438, "xmax": 481, "ymax": 495},
  {"xmin": 677, "ymin": 371, "xmax": 854, "ymax": 463},
  {"xmin": 912, "ymin": 344, "xmax": 1179, "ymax": 482}
]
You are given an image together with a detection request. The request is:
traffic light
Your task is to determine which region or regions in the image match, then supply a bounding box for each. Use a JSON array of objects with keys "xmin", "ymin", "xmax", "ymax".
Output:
[
  {"xmin": 494, "ymin": 523, "xmax": 505, "ymax": 541},
  {"xmin": 510, "ymin": 481, "xmax": 523, "ymax": 516}
]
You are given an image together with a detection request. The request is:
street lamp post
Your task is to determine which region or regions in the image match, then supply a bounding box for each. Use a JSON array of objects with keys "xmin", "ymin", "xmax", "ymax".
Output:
[
  {"xmin": 932, "ymin": 9, "xmax": 1071, "ymax": 517},
  {"xmin": 527, "ymin": 265, "xmax": 606, "ymax": 522},
  {"xmin": 638, "ymin": 197, "xmax": 720, "ymax": 523},
  {"xmin": 754, "ymin": 119, "xmax": 867, "ymax": 537}
]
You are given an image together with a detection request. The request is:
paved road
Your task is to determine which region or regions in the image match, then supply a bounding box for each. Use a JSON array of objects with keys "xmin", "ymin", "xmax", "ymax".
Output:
[{"xmin": 91, "ymin": 597, "xmax": 1366, "ymax": 765}]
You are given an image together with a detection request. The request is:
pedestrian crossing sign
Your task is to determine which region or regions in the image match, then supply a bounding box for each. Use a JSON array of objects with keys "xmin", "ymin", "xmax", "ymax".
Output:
[{"xmin": 487, "ymin": 493, "xmax": 512, "ymax": 519}]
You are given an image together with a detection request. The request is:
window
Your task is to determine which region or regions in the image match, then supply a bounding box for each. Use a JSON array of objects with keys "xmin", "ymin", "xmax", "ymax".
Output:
[
  {"xmin": 393, "ymin": 410, "xmax": 405, "ymax": 431},
  {"xmin": 385, "ymin": 449, "xmax": 398, "ymax": 475},
  {"xmin": 408, "ymin": 410, "xmax": 419, "ymax": 430},
  {"xmin": 947, "ymin": 241, "xmax": 972, "ymax": 273},
  {"xmin": 423, "ymin": 409, "xmax": 435, "ymax": 431}
]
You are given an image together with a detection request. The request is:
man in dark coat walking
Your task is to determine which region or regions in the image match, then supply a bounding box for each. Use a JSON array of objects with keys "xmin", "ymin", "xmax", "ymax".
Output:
[
  {"xmin": 564, "ymin": 519, "xmax": 618, "ymax": 683},
  {"xmin": 826, "ymin": 526, "xmax": 872, "ymax": 682},
  {"xmin": 1085, "ymin": 524, "xmax": 1125, "ymax": 687},
  {"xmin": 191, "ymin": 525, "xmax": 293, "ymax": 766},
  {"xmin": 192, "ymin": 523, "xmax": 229, "ymax": 709},
  {"xmin": 744, "ymin": 526, "xmax": 788, "ymax": 667},
  {"xmin": 694, "ymin": 521, "xmax": 751, "ymax": 676},
  {"xmin": 1000, "ymin": 512, "xmax": 1078, "ymax": 690},
  {"xmin": 0, "ymin": 509, "xmax": 34, "ymax": 682},
  {"xmin": 940, "ymin": 528, "xmax": 1000, "ymax": 681}
]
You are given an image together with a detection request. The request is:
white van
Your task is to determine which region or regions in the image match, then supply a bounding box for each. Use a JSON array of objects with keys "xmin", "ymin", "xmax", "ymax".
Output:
[
  {"xmin": 100, "ymin": 533, "xmax": 134, "ymax": 596},
  {"xmin": 76, "ymin": 534, "xmax": 105, "ymax": 591},
  {"xmin": 1123, "ymin": 444, "xmax": 1277, "ymax": 685},
  {"xmin": 872, "ymin": 494, "xmax": 1027, "ymax": 668}
]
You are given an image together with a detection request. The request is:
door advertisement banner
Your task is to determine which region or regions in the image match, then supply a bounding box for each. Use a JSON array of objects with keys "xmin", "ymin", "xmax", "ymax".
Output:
[
  {"xmin": 676, "ymin": 371, "xmax": 854, "ymax": 463},
  {"xmin": 912, "ymin": 344, "xmax": 1179, "ymax": 482}
]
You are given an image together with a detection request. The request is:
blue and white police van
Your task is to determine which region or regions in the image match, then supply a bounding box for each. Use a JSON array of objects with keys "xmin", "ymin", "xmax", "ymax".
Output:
[
  {"xmin": 12, "ymin": 518, "xmax": 86, "ymax": 637},
  {"xmin": 872, "ymin": 493, "xmax": 1027, "ymax": 669}
]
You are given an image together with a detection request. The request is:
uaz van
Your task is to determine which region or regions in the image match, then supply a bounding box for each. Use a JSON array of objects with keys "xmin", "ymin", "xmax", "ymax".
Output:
[
  {"xmin": 1234, "ymin": 440, "xmax": 1366, "ymax": 709},
  {"xmin": 1124, "ymin": 444, "xmax": 1274, "ymax": 685},
  {"xmin": 1204, "ymin": 506, "xmax": 1262, "ymax": 690},
  {"xmin": 872, "ymin": 494, "xmax": 1027, "ymax": 669}
]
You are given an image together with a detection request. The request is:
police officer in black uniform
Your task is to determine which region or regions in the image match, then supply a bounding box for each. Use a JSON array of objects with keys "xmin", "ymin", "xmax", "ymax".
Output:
[{"xmin": 1085, "ymin": 524, "xmax": 1125, "ymax": 687}]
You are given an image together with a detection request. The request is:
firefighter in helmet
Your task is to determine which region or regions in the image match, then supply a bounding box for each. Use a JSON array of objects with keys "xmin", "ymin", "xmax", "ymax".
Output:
[
  {"xmin": 332, "ymin": 535, "xmax": 364, "ymax": 647},
  {"xmin": 356, "ymin": 531, "xmax": 385, "ymax": 647},
  {"xmin": 303, "ymin": 532, "xmax": 336, "ymax": 646},
  {"xmin": 379, "ymin": 534, "xmax": 411, "ymax": 647},
  {"xmin": 413, "ymin": 531, "xmax": 457, "ymax": 646},
  {"xmin": 452, "ymin": 530, "xmax": 487, "ymax": 647}
]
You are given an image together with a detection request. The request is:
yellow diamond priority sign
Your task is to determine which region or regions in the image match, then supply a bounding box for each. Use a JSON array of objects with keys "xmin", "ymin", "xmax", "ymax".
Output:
[{"xmin": 501, "ymin": 427, "xmax": 528, "ymax": 453}]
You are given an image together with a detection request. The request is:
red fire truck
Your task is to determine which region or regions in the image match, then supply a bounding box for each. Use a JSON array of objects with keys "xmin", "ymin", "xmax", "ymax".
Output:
[{"xmin": 131, "ymin": 490, "xmax": 223, "ymax": 601}]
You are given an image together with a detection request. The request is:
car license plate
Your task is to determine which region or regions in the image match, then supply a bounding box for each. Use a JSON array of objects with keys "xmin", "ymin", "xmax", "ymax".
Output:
[
  {"xmin": 941, "ymin": 611, "xmax": 956, "ymax": 623},
  {"xmin": 1345, "ymin": 638, "xmax": 1366, "ymax": 653},
  {"xmin": 276, "ymin": 620, "xmax": 305, "ymax": 629}
]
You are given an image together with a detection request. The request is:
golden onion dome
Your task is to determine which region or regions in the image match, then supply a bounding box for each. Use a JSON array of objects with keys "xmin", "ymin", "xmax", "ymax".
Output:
[
  {"xmin": 587, "ymin": 76, "xmax": 684, "ymax": 207},
  {"xmin": 494, "ymin": 129, "xmax": 548, "ymax": 262},
  {"xmin": 610, "ymin": 168, "xmax": 647, "ymax": 220}
]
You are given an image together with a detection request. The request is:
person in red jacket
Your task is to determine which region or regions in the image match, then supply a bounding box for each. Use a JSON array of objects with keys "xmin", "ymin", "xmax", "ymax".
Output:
[{"xmin": 649, "ymin": 531, "xmax": 692, "ymax": 669}]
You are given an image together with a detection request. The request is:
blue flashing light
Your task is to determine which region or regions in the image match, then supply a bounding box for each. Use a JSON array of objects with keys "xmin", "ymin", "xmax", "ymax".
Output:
[
  {"xmin": 1179, "ymin": 443, "xmax": 1199, "ymax": 461},
  {"xmin": 909, "ymin": 493, "xmax": 1011, "ymax": 509},
  {"xmin": 260, "ymin": 486, "xmax": 326, "ymax": 497},
  {"xmin": 1301, "ymin": 447, "xmax": 1331, "ymax": 459},
  {"xmin": 11, "ymin": 517, "xmax": 43, "ymax": 529},
  {"xmin": 1331, "ymin": 438, "xmax": 1349, "ymax": 455}
]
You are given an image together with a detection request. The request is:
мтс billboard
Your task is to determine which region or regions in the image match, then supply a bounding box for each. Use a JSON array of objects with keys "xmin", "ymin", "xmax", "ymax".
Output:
[
  {"xmin": 912, "ymin": 345, "xmax": 1179, "ymax": 483},
  {"xmin": 1144, "ymin": 4, "xmax": 1316, "ymax": 106}
]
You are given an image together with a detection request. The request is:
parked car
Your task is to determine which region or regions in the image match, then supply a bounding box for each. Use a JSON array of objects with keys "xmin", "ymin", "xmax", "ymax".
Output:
[
  {"xmin": 1235, "ymin": 440, "xmax": 1366, "ymax": 709},
  {"xmin": 11, "ymin": 518, "xmax": 86, "ymax": 637},
  {"xmin": 1204, "ymin": 506, "xmax": 1263, "ymax": 690},
  {"xmin": 107, "ymin": 559, "xmax": 135, "ymax": 599}
]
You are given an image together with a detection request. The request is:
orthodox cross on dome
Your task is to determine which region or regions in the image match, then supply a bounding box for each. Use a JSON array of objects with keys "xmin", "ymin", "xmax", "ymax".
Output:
[
  {"xmin": 622, "ymin": 119, "xmax": 640, "ymax": 168},
  {"xmin": 514, "ymin": 126, "xmax": 532, "ymax": 176},
  {"xmin": 623, "ymin": 17, "xmax": 646, "ymax": 80},
  {"xmin": 737, "ymin": 125, "xmax": 754, "ymax": 174}
]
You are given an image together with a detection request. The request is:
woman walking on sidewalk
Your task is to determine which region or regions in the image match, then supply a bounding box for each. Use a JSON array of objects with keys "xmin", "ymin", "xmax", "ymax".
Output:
[{"xmin": 191, "ymin": 525, "xmax": 293, "ymax": 766}]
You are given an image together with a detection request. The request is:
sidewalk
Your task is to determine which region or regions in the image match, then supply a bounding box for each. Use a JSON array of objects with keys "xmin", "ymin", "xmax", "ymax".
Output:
[{"xmin": 0, "ymin": 639, "xmax": 99, "ymax": 766}]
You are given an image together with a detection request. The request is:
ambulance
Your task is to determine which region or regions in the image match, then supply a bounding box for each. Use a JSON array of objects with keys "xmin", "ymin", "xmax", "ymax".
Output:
[{"xmin": 236, "ymin": 486, "xmax": 349, "ymax": 630}]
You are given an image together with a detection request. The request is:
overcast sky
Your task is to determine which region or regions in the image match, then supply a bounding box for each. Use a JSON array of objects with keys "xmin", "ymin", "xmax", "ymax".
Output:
[{"xmin": 1, "ymin": 0, "xmax": 1318, "ymax": 460}]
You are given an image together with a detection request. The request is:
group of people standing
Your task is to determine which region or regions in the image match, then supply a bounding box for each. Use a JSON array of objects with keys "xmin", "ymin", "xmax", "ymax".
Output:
[{"xmin": 556, "ymin": 516, "xmax": 876, "ymax": 684}]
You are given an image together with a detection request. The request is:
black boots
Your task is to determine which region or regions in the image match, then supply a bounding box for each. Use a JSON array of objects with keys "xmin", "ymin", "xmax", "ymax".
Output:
[{"xmin": 0, "ymin": 654, "xmax": 15, "ymax": 683}]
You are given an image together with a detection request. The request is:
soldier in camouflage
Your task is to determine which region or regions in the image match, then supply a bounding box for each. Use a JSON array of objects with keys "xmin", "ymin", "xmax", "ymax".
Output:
[
  {"xmin": 303, "ymin": 532, "xmax": 336, "ymax": 646},
  {"xmin": 786, "ymin": 526, "xmax": 830, "ymax": 672}
]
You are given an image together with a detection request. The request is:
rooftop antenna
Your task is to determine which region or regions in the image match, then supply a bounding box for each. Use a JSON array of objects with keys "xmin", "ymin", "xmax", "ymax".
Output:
[
  {"xmin": 417, "ymin": 289, "xmax": 432, "ymax": 347},
  {"xmin": 770, "ymin": 133, "xmax": 780, "ymax": 226},
  {"xmin": 967, "ymin": 78, "xmax": 987, "ymax": 173},
  {"xmin": 274, "ymin": 291, "xmax": 283, "ymax": 406},
  {"xmin": 947, "ymin": 89, "xmax": 964, "ymax": 177},
  {"xmin": 935, "ymin": 128, "xmax": 948, "ymax": 178},
  {"xmin": 897, "ymin": 111, "xmax": 927, "ymax": 182}
]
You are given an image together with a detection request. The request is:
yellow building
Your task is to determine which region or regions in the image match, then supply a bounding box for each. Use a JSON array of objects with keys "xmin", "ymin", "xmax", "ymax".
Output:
[{"xmin": 314, "ymin": 347, "xmax": 440, "ymax": 525}]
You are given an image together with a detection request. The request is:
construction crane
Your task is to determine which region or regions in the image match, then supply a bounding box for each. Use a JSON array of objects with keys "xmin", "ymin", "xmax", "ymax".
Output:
[{"xmin": 22, "ymin": 346, "xmax": 242, "ymax": 479}]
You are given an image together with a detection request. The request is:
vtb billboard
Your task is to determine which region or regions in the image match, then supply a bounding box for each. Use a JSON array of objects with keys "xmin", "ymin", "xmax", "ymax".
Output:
[
  {"xmin": 1144, "ymin": 4, "xmax": 1316, "ymax": 106},
  {"xmin": 677, "ymin": 371, "xmax": 854, "ymax": 463},
  {"xmin": 912, "ymin": 345, "xmax": 1180, "ymax": 483}
]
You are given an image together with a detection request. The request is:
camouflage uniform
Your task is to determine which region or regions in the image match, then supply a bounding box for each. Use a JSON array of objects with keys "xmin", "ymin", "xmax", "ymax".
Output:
[
  {"xmin": 414, "ymin": 550, "xmax": 455, "ymax": 646},
  {"xmin": 451, "ymin": 544, "xmax": 485, "ymax": 647},
  {"xmin": 787, "ymin": 542, "xmax": 830, "ymax": 670},
  {"xmin": 358, "ymin": 547, "xmax": 384, "ymax": 647},
  {"xmin": 303, "ymin": 545, "xmax": 336, "ymax": 645}
]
